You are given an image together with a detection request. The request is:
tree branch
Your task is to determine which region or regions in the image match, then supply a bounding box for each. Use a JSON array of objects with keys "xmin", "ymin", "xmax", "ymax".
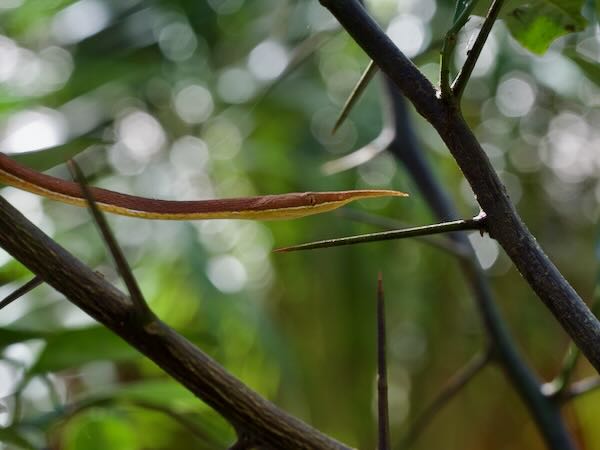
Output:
[
  {"xmin": 319, "ymin": 0, "xmax": 600, "ymax": 376},
  {"xmin": 382, "ymin": 78, "xmax": 576, "ymax": 450},
  {"xmin": 0, "ymin": 196, "xmax": 352, "ymax": 450}
]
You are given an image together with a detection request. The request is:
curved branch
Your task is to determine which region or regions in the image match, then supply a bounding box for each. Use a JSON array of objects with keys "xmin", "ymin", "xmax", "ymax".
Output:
[
  {"xmin": 319, "ymin": 0, "xmax": 600, "ymax": 378},
  {"xmin": 0, "ymin": 196, "xmax": 352, "ymax": 450},
  {"xmin": 382, "ymin": 78, "xmax": 576, "ymax": 450}
]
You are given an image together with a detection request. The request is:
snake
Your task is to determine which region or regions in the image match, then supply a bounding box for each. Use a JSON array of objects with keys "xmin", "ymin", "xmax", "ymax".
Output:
[{"xmin": 0, "ymin": 152, "xmax": 407, "ymax": 220}]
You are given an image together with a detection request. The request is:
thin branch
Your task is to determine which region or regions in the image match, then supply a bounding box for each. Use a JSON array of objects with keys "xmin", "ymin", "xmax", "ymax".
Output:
[
  {"xmin": 376, "ymin": 273, "xmax": 390, "ymax": 450},
  {"xmin": 452, "ymin": 0, "xmax": 506, "ymax": 99},
  {"xmin": 0, "ymin": 196, "xmax": 351, "ymax": 450},
  {"xmin": 440, "ymin": 0, "xmax": 480, "ymax": 98},
  {"xmin": 67, "ymin": 159, "xmax": 152, "ymax": 319},
  {"xmin": 332, "ymin": 60, "xmax": 378, "ymax": 134},
  {"xmin": 274, "ymin": 217, "xmax": 485, "ymax": 253},
  {"xmin": 401, "ymin": 349, "xmax": 491, "ymax": 448},
  {"xmin": 336, "ymin": 209, "xmax": 470, "ymax": 258},
  {"xmin": 0, "ymin": 275, "xmax": 43, "ymax": 311},
  {"xmin": 548, "ymin": 279, "xmax": 600, "ymax": 398}
]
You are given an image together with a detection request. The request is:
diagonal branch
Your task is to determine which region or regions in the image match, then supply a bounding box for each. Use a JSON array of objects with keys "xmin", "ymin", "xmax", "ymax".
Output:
[
  {"xmin": 452, "ymin": 0, "xmax": 506, "ymax": 99},
  {"xmin": 68, "ymin": 160, "xmax": 152, "ymax": 319},
  {"xmin": 376, "ymin": 273, "xmax": 390, "ymax": 450},
  {"xmin": 0, "ymin": 276, "xmax": 43, "ymax": 311},
  {"xmin": 0, "ymin": 196, "xmax": 352, "ymax": 450},
  {"xmin": 401, "ymin": 349, "xmax": 491, "ymax": 448},
  {"xmin": 318, "ymin": 0, "xmax": 600, "ymax": 378}
]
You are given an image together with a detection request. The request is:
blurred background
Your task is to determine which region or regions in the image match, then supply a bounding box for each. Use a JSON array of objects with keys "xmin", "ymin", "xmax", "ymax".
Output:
[{"xmin": 0, "ymin": 0, "xmax": 599, "ymax": 449}]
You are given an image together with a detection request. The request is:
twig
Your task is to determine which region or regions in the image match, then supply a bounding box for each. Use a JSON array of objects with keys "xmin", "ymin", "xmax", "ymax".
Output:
[
  {"xmin": 401, "ymin": 349, "xmax": 491, "ymax": 448},
  {"xmin": 376, "ymin": 273, "xmax": 390, "ymax": 450},
  {"xmin": 452, "ymin": 0, "xmax": 506, "ymax": 99},
  {"xmin": 335, "ymin": 209, "xmax": 470, "ymax": 258},
  {"xmin": 0, "ymin": 275, "xmax": 43, "ymax": 311},
  {"xmin": 274, "ymin": 217, "xmax": 485, "ymax": 253},
  {"xmin": 67, "ymin": 160, "xmax": 152, "ymax": 319},
  {"xmin": 332, "ymin": 60, "xmax": 378, "ymax": 134},
  {"xmin": 440, "ymin": 0, "xmax": 480, "ymax": 98}
]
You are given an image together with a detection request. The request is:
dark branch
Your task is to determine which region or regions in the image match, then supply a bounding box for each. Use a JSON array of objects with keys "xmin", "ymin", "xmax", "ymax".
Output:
[
  {"xmin": 319, "ymin": 0, "xmax": 600, "ymax": 380},
  {"xmin": 376, "ymin": 274, "xmax": 390, "ymax": 450},
  {"xmin": 335, "ymin": 209, "xmax": 470, "ymax": 258},
  {"xmin": 0, "ymin": 196, "xmax": 351, "ymax": 450},
  {"xmin": 68, "ymin": 159, "xmax": 151, "ymax": 319},
  {"xmin": 381, "ymin": 78, "xmax": 576, "ymax": 450},
  {"xmin": 275, "ymin": 217, "xmax": 485, "ymax": 253}
]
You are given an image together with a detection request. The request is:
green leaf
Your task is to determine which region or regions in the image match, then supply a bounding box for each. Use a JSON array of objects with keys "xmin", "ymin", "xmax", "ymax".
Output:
[
  {"xmin": 29, "ymin": 326, "xmax": 140, "ymax": 374},
  {"xmin": 503, "ymin": 0, "xmax": 587, "ymax": 54}
]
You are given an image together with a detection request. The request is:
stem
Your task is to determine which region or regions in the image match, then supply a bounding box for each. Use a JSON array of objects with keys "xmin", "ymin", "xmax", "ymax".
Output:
[
  {"xmin": 452, "ymin": 0, "xmax": 505, "ymax": 99},
  {"xmin": 376, "ymin": 274, "xmax": 390, "ymax": 450},
  {"xmin": 440, "ymin": 0, "xmax": 479, "ymax": 98},
  {"xmin": 68, "ymin": 160, "xmax": 152, "ymax": 319},
  {"xmin": 274, "ymin": 217, "xmax": 485, "ymax": 253},
  {"xmin": 332, "ymin": 60, "xmax": 378, "ymax": 134}
]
